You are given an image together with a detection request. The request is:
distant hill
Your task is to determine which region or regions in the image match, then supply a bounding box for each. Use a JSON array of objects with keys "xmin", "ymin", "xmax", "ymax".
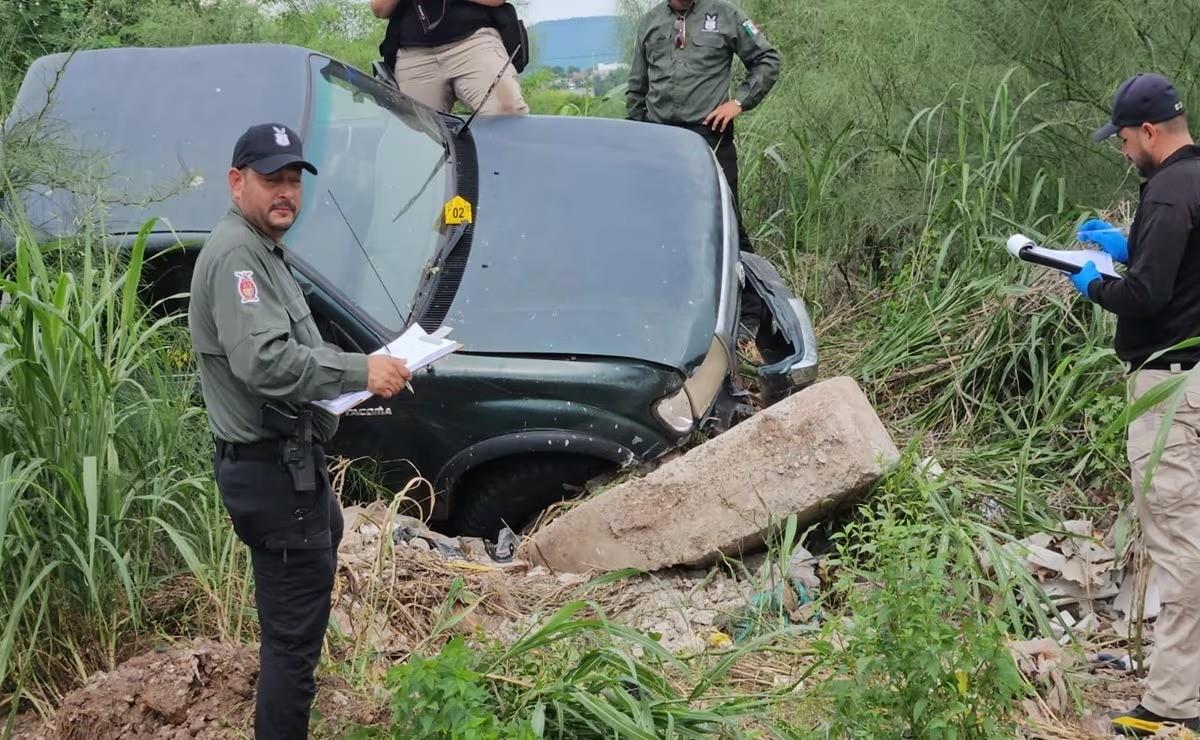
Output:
[{"xmin": 528, "ymin": 16, "xmax": 623, "ymax": 71}]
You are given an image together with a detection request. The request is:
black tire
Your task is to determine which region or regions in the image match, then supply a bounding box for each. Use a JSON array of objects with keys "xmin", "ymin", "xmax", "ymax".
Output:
[{"xmin": 449, "ymin": 454, "xmax": 615, "ymax": 537}]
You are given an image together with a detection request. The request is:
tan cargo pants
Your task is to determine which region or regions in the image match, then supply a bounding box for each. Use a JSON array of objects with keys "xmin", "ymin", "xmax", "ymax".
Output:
[
  {"xmin": 1128, "ymin": 367, "xmax": 1200, "ymax": 719},
  {"xmin": 393, "ymin": 27, "xmax": 529, "ymax": 115}
]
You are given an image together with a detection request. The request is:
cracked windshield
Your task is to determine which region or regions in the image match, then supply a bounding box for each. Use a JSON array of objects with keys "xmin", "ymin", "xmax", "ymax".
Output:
[{"xmin": 288, "ymin": 57, "xmax": 451, "ymax": 332}]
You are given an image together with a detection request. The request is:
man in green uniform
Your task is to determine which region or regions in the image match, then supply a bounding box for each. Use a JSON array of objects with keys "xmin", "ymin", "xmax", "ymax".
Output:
[
  {"xmin": 188, "ymin": 123, "xmax": 411, "ymax": 739},
  {"xmin": 626, "ymin": 0, "xmax": 780, "ymax": 335}
]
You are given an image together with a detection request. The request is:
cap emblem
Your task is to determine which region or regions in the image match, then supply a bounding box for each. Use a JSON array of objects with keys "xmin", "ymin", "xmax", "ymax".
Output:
[{"xmin": 273, "ymin": 126, "xmax": 290, "ymax": 147}]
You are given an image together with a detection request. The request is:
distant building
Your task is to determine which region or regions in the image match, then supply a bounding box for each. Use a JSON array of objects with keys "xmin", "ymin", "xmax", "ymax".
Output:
[{"xmin": 596, "ymin": 62, "xmax": 629, "ymax": 74}]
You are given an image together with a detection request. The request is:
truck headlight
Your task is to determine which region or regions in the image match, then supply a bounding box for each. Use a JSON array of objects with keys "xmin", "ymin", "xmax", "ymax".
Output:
[{"xmin": 654, "ymin": 388, "xmax": 695, "ymax": 435}]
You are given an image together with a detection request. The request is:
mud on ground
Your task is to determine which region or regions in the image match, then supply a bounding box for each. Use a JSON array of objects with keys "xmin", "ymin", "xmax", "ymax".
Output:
[{"xmin": 15, "ymin": 642, "xmax": 254, "ymax": 740}]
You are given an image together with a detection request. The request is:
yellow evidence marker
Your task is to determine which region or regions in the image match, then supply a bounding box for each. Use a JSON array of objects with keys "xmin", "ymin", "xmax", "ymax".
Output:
[{"xmin": 444, "ymin": 195, "xmax": 473, "ymax": 226}]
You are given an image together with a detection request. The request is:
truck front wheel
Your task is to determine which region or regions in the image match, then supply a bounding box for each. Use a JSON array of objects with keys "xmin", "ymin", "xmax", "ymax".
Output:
[{"xmin": 449, "ymin": 454, "xmax": 615, "ymax": 538}]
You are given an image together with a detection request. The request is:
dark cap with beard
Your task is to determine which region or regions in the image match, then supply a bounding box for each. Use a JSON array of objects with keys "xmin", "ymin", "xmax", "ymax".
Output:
[
  {"xmin": 1093, "ymin": 73, "xmax": 1186, "ymax": 142},
  {"xmin": 232, "ymin": 123, "xmax": 319, "ymax": 175}
]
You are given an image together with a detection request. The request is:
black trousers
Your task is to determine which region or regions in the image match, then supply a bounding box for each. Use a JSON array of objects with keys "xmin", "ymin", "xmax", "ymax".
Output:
[
  {"xmin": 214, "ymin": 442, "xmax": 344, "ymax": 740},
  {"xmin": 670, "ymin": 122, "xmax": 765, "ymax": 333},
  {"xmin": 672, "ymin": 122, "xmax": 755, "ymax": 255}
]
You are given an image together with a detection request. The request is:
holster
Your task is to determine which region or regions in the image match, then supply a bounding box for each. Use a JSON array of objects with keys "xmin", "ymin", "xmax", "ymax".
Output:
[{"xmin": 261, "ymin": 403, "xmax": 317, "ymax": 492}]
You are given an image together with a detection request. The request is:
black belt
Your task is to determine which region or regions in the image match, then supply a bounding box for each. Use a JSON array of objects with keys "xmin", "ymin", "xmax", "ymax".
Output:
[
  {"xmin": 668, "ymin": 122, "xmax": 735, "ymax": 149},
  {"xmin": 216, "ymin": 438, "xmax": 287, "ymax": 463}
]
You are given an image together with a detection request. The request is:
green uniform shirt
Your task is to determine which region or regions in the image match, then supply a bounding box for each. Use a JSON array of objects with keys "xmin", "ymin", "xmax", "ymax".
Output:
[
  {"xmin": 626, "ymin": 0, "xmax": 781, "ymax": 125},
  {"xmin": 188, "ymin": 207, "xmax": 369, "ymax": 444}
]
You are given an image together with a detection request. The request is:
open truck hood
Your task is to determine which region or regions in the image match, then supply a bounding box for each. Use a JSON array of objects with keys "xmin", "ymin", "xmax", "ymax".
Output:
[{"xmin": 442, "ymin": 116, "xmax": 726, "ymax": 373}]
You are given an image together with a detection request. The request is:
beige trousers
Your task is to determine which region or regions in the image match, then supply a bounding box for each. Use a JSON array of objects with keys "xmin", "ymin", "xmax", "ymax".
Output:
[
  {"xmin": 393, "ymin": 27, "xmax": 529, "ymax": 115},
  {"xmin": 1128, "ymin": 368, "xmax": 1200, "ymax": 719}
]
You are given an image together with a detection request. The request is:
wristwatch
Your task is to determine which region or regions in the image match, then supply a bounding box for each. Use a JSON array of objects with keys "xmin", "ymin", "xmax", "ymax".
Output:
[{"xmin": 732, "ymin": 99, "xmax": 743, "ymax": 108}]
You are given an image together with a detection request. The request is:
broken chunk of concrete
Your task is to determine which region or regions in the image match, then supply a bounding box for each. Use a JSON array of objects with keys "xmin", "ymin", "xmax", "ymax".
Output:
[{"xmin": 527, "ymin": 376, "xmax": 899, "ymax": 574}]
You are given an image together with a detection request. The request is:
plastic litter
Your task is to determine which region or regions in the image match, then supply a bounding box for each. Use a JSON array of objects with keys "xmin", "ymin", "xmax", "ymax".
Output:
[
  {"xmin": 393, "ymin": 525, "xmax": 466, "ymax": 560},
  {"xmin": 487, "ymin": 526, "xmax": 519, "ymax": 563},
  {"xmin": 717, "ymin": 576, "xmax": 819, "ymax": 642}
]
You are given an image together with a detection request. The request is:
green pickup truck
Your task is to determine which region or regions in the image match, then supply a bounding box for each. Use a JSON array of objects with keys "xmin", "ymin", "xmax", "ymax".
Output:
[{"xmin": 5, "ymin": 44, "xmax": 819, "ymax": 535}]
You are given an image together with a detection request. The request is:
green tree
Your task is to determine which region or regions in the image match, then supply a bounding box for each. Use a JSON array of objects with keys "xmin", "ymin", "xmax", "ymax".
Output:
[{"xmin": 266, "ymin": 0, "xmax": 380, "ymax": 70}]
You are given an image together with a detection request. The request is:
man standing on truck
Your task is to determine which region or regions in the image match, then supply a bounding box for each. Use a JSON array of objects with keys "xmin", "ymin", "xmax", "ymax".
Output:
[
  {"xmin": 1065, "ymin": 73, "xmax": 1200, "ymax": 736},
  {"xmin": 371, "ymin": 0, "xmax": 529, "ymax": 115},
  {"xmin": 188, "ymin": 123, "xmax": 411, "ymax": 739},
  {"xmin": 626, "ymin": 0, "xmax": 780, "ymax": 336}
]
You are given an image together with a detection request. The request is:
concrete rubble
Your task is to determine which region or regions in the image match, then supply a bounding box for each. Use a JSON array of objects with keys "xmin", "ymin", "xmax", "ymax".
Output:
[
  {"xmin": 525, "ymin": 376, "xmax": 900, "ymax": 574},
  {"xmin": 322, "ymin": 378, "xmax": 899, "ymax": 659}
]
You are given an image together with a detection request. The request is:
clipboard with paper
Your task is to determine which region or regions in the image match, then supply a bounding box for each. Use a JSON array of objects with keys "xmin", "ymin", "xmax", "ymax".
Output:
[
  {"xmin": 314, "ymin": 324, "xmax": 461, "ymax": 415},
  {"xmin": 1005, "ymin": 234, "xmax": 1121, "ymax": 278}
]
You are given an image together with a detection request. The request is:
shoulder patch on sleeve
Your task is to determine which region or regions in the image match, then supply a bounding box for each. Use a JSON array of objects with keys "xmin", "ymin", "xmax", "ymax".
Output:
[
  {"xmin": 235, "ymin": 270, "xmax": 260, "ymax": 304},
  {"xmin": 741, "ymin": 18, "xmax": 760, "ymax": 37}
]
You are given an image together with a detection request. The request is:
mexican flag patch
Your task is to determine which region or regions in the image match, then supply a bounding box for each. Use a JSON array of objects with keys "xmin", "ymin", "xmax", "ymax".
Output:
[{"xmin": 742, "ymin": 19, "xmax": 759, "ymax": 37}]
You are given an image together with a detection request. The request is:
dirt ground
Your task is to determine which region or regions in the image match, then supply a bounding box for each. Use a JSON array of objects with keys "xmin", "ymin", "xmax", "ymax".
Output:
[
  {"xmin": 14, "ymin": 642, "xmax": 255, "ymax": 740},
  {"xmin": 12, "ymin": 641, "xmax": 385, "ymax": 740},
  {"xmin": 18, "ymin": 627, "xmax": 1166, "ymax": 740},
  {"xmin": 11, "ymin": 509, "xmax": 1180, "ymax": 740}
]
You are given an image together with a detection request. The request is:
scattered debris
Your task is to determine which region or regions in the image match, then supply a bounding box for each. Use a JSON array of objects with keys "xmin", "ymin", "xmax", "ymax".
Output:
[
  {"xmin": 527, "ymin": 377, "xmax": 900, "ymax": 574},
  {"xmin": 599, "ymin": 565, "xmax": 768, "ymax": 653},
  {"xmin": 332, "ymin": 501, "xmax": 618, "ymax": 658},
  {"xmin": 488, "ymin": 526, "xmax": 520, "ymax": 563},
  {"xmin": 1010, "ymin": 638, "xmax": 1074, "ymax": 714},
  {"xmin": 786, "ymin": 545, "xmax": 822, "ymax": 594},
  {"xmin": 706, "ymin": 631, "xmax": 734, "ymax": 650},
  {"xmin": 1006, "ymin": 517, "xmax": 1191, "ymax": 738},
  {"xmin": 393, "ymin": 524, "xmax": 466, "ymax": 560},
  {"xmin": 1006, "ymin": 519, "xmax": 1159, "ymax": 644}
]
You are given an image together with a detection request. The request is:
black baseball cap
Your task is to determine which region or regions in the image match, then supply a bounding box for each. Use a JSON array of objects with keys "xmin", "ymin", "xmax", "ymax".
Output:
[
  {"xmin": 231, "ymin": 123, "xmax": 318, "ymax": 175},
  {"xmin": 1093, "ymin": 73, "xmax": 1186, "ymax": 141}
]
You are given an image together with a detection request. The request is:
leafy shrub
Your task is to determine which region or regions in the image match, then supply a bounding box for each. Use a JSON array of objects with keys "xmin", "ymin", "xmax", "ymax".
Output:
[
  {"xmin": 814, "ymin": 480, "xmax": 1028, "ymax": 739},
  {"xmin": 358, "ymin": 602, "xmax": 787, "ymax": 739},
  {"xmin": 353, "ymin": 637, "xmax": 534, "ymax": 740}
]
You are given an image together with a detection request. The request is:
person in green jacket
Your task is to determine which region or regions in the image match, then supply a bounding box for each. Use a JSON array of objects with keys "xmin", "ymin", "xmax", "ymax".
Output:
[
  {"xmin": 188, "ymin": 123, "xmax": 411, "ymax": 739},
  {"xmin": 627, "ymin": 0, "xmax": 781, "ymax": 336}
]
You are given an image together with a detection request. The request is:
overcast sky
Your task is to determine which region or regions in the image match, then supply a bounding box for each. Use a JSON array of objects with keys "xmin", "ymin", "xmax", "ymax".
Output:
[{"xmin": 522, "ymin": 0, "xmax": 617, "ymax": 25}]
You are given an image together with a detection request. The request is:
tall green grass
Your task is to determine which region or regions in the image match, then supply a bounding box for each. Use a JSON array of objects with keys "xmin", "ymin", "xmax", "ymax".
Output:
[
  {"xmin": 742, "ymin": 69, "xmax": 1129, "ymax": 530},
  {"xmin": 728, "ymin": 46, "xmax": 1141, "ymax": 730},
  {"xmin": 5, "ymin": 1, "xmax": 1194, "ymax": 731},
  {"xmin": 0, "ymin": 211, "xmax": 230, "ymax": 715},
  {"xmin": 843, "ymin": 77, "xmax": 1125, "ymax": 527}
]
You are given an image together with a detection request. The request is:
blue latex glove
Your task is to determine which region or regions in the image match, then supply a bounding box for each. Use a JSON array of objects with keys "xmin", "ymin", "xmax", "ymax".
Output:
[
  {"xmin": 1067, "ymin": 261, "xmax": 1102, "ymax": 299},
  {"xmin": 1077, "ymin": 218, "xmax": 1129, "ymax": 264}
]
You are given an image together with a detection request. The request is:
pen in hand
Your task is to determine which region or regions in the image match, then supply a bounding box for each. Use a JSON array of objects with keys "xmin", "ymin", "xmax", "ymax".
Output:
[{"xmin": 381, "ymin": 347, "xmax": 414, "ymax": 396}]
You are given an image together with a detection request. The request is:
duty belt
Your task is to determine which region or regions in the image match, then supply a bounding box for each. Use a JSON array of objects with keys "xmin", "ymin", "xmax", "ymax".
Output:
[{"xmin": 215, "ymin": 438, "xmax": 289, "ymax": 463}]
